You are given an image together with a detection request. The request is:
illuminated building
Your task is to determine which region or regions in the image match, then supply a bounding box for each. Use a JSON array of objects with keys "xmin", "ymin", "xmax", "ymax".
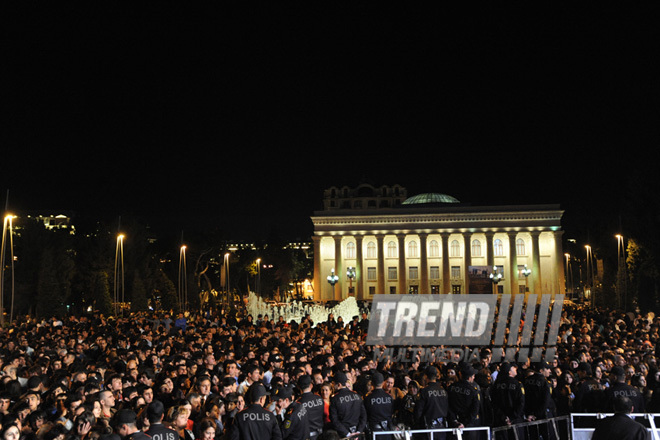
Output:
[{"xmin": 311, "ymin": 183, "xmax": 565, "ymax": 301}]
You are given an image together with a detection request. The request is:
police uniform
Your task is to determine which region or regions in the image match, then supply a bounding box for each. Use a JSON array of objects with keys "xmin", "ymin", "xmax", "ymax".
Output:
[
  {"xmin": 282, "ymin": 400, "xmax": 310, "ymax": 440},
  {"xmin": 296, "ymin": 376, "xmax": 324, "ymax": 438},
  {"xmin": 364, "ymin": 372, "xmax": 394, "ymax": 440},
  {"xmin": 329, "ymin": 372, "xmax": 367, "ymax": 438},
  {"xmin": 145, "ymin": 423, "xmax": 179, "ymax": 440},
  {"xmin": 448, "ymin": 367, "xmax": 480, "ymax": 440},
  {"xmin": 414, "ymin": 367, "xmax": 449, "ymax": 440},
  {"xmin": 491, "ymin": 363, "xmax": 525, "ymax": 426},
  {"xmin": 606, "ymin": 381, "xmax": 646, "ymax": 413},
  {"xmin": 276, "ymin": 385, "xmax": 310, "ymax": 440},
  {"xmin": 127, "ymin": 432, "xmax": 151, "ymax": 440},
  {"xmin": 230, "ymin": 384, "xmax": 283, "ymax": 440}
]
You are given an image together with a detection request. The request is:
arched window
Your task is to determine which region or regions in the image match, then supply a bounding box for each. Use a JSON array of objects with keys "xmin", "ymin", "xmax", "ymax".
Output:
[
  {"xmin": 450, "ymin": 240, "xmax": 461, "ymax": 257},
  {"xmin": 408, "ymin": 241, "xmax": 418, "ymax": 258},
  {"xmin": 516, "ymin": 238, "xmax": 526, "ymax": 256},
  {"xmin": 429, "ymin": 240, "xmax": 440, "ymax": 258},
  {"xmin": 387, "ymin": 241, "xmax": 397, "ymax": 258},
  {"xmin": 494, "ymin": 239, "xmax": 504, "ymax": 256},
  {"xmin": 472, "ymin": 240, "xmax": 482, "ymax": 257},
  {"xmin": 345, "ymin": 242, "xmax": 356, "ymax": 259},
  {"xmin": 366, "ymin": 242, "xmax": 377, "ymax": 259}
]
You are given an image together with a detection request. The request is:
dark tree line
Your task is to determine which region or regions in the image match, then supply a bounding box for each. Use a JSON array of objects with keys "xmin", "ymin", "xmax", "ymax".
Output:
[{"xmin": 2, "ymin": 215, "xmax": 313, "ymax": 320}]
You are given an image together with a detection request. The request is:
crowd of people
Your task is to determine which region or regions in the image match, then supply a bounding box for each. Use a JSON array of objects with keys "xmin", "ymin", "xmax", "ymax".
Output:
[{"xmin": 0, "ymin": 302, "xmax": 658, "ymax": 440}]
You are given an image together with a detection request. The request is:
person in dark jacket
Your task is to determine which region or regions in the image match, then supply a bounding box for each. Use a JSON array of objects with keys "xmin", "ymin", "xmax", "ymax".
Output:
[
  {"xmin": 448, "ymin": 365, "xmax": 481, "ymax": 440},
  {"xmin": 296, "ymin": 375, "xmax": 324, "ymax": 439},
  {"xmin": 230, "ymin": 383, "xmax": 282, "ymax": 440},
  {"xmin": 490, "ymin": 363, "xmax": 525, "ymax": 440},
  {"xmin": 363, "ymin": 370, "xmax": 395, "ymax": 440},
  {"xmin": 592, "ymin": 395, "xmax": 650, "ymax": 440},
  {"xmin": 606, "ymin": 366, "xmax": 646, "ymax": 414},
  {"xmin": 414, "ymin": 366, "xmax": 449, "ymax": 440},
  {"xmin": 329, "ymin": 372, "xmax": 367, "ymax": 438}
]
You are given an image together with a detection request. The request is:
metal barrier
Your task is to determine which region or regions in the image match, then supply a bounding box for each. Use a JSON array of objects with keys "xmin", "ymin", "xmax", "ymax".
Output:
[
  {"xmin": 369, "ymin": 426, "xmax": 491, "ymax": 440},
  {"xmin": 490, "ymin": 416, "xmax": 570, "ymax": 440},
  {"xmin": 571, "ymin": 413, "xmax": 660, "ymax": 440}
]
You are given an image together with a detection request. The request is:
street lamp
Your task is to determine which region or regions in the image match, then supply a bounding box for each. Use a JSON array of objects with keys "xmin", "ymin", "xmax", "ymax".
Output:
[
  {"xmin": 585, "ymin": 245, "xmax": 593, "ymax": 305},
  {"xmin": 564, "ymin": 253, "xmax": 572, "ymax": 299},
  {"xmin": 616, "ymin": 234, "xmax": 627, "ymax": 310},
  {"xmin": 1, "ymin": 215, "xmax": 17, "ymax": 326},
  {"xmin": 521, "ymin": 264, "xmax": 531, "ymax": 293},
  {"xmin": 489, "ymin": 266, "xmax": 502, "ymax": 295},
  {"xmin": 256, "ymin": 258, "xmax": 261, "ymax": 296},
  {"xmin": 178, "ymin": 245, "xmax": 187, "ymax": 312},
  {"xmin": 114, "ymin": 234, "xmax": 125, "ymax": 317},
  {"xmin": 346, "ymin": 266, "xmax": 356, "ymax": 296},
  {"xmin": 327, "ymin": 269, "xmax": 339, "ymax": 300}
]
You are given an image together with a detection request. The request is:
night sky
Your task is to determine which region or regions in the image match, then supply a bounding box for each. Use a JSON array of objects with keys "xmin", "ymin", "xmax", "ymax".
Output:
[{"xmin": 2, "ymin": 5, "xmax": 658, "ymax": 244}]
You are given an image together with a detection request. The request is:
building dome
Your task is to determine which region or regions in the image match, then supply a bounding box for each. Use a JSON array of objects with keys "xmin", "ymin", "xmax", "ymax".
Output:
[{"xmin": 402, "ymin": 193, "xmax": 461, "ymax": 205}]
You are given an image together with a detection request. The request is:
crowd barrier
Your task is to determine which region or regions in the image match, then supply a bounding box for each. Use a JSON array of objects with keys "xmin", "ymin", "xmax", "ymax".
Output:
[
  {"xmin": 571, "ymin": 413, "xmax": 660, "ymax": 440},
  {"xmin": 341, "ymin": 414, "xmax": 660, "ymax": 440}
]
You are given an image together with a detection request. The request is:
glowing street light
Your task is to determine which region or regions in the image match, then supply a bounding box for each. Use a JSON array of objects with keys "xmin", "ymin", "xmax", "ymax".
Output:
[
  {"xmin": 1, "ymin": 215, "xmax": 17, "ymax": 326},
  {"xmin": 346, "ymin": 266, "xmax": 356, "ymax": 296},
  {"xmin": 256, "ymin": 258, "xmax": 261, "ymax": 296},
  {"xmin": 489, "ymin": 266, "xmax": 502, "ymax": 294},
  {"xmin": 616, "ymin": 234, "xmax": 627, "ymax": 310},
  {"xmin": 521, "ymin": 264, "xmax": 531, "ymax": 293},
  {"xmin": 178, "ymin": 245, "xmax": 187, "ymax": 312},
  {"xmin": 327, "ymin": 269, "xmax": 339, "ymax": 300},
  {"xmin": 114, "ymin": 234, "xmax": 125, "ymax": 317}
]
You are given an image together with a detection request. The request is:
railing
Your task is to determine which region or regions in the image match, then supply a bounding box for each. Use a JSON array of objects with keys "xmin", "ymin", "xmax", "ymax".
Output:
[
  {"xmin": 571, "ymin": 413, "xmax": 660, "ymax": 440},
  {"xmin": 491, "ymin": 416, "xmax": 570, "ymax": 440},
  {"xmin": 368, "ymin": 426, "xmax": 491, "ymax": 439}
]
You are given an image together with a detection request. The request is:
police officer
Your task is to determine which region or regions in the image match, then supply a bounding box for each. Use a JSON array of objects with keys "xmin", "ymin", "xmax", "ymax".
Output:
[
  {"xmin": 296, "ymin": 375, "xmax": 324, "ymax": 439},
  {"xmin": 364, "ymin": 370, "xmax": 395, "ymax": 440},
  {"xmin": 523, "ymin": 362, "xmax": 556, "ymax": 419},
  {"xmin": 112, "ymin": 409, "xmax": 151, "ymax": 440},
  {"xmin": 145, "ymin": 400, "xmax": 179, "ymax": 440},
  {"xmin": 329, "ymin": 371, "xmax": 367, "ymax": 438},
  {"xmin": 490, "ymin": 363, "xmax": 525, "ymax": 440},
  {"xmin": 572, "ymin": 362, "xmax": 604, "ymax": 413},
  {"xmin": 414, "ymin": 366, "xmax": 449, "ymax": 440},
  {"xmin": 230, "ymin": 383, "xmax": 282, "ymax": 440},
  {"xmin": 606, "ymin": 366, "xmax": 646, "ymax": 413},
  {"xmin": 448, "ymin": 365, "xmax": 481, "ymax": 440},
  {"xmin": 523, "ymin": 362, "xmax": 556, "ymax": 440},
  {"xmin": 276, "ymin": 385, "xmax": 310, "ymax": 440}
]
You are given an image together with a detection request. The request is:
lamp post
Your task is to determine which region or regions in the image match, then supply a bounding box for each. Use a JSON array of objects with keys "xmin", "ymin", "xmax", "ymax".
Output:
[
  {"xmin": 1, "ymin": 215, "xmax": 16, "ymax": 326},
  {"xmin": 178, "ymin": 245, "xmax": 187, "ymax": 312},
  {"xmin": 256, "ymin": 258, "xmax": 261, "ymax": 296},
  {"xmin": 489, "ymin": 266, "xmax": 502, "ymax": 295},
  {"xmin": 114, "ymin": 234, "xmax": 125, "ymax": 317},
  {"xmin": 564, "ymin": 253, "xmax": 572, "ymax": 300},
  {"xmin": 327, "ymin": 269, "xmax": 339, "ymax": 301},
  {"xmin": 346, "ymin": 266, "xmax": 356, "ymax": 296},
  {"xmin": 616, "ymin": 234, "xmax": 626, "ymax": 310},
  {"xmin": 585, "ymin": 245, "xmax": 593, "ymax": 305},
  {"xmin": 521, "ymin": 264, "xmax": 531, "ymax": 294}
]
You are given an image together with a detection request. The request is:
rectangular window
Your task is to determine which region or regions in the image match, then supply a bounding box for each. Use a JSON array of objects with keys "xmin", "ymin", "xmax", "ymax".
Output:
[
  {"xmin": 369, "ymin": 286, "xmax": 376, "ymax": 296},
  {"xmin": 431, "ymin": 285, "xmax": 440, "ymax": 294},
  {"xmin": 409, "ymin": 266, "xmax": 419, "ymax": 280},
  {"xmin": 452, "ymin": 285, "xmax": 462, "ymax": 294},
  {"xmin": 389, "ymin": 286, "xmax": 397, "ymax": 294},
  {"xmin": 388, "ymin": 267, "xmax": 397, "ymax": 280},
  {"xmin": 430, "ymin": 266, "xmax": 440, "ymax": 280},
  {"xmin": 367, "ymin": 267, "xmax": 377, "ymax": 281},
  {"xmin": 519, "ymin": 284, "xmax": 526, "ymax": 294},
  {"xmin": 451, "ymin": 266, "xmax": 461, "ymax": 279},
  {"xmin": 497, "ymin": 285, "xmax": 504, "ymax": 294},
  {"xmin": 409, "ymin": 285, "xmax": 419, "ymax": 294}
]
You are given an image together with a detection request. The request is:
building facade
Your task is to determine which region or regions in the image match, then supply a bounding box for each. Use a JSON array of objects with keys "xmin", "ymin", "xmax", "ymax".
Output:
[{"xmin": 311, "ymin": 183, "xmax": 565, "ymax": 301}]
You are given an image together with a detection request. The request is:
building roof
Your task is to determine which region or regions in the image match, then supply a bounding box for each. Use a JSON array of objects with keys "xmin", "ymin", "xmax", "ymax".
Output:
[{"xmin": 402, "ymin": 192, "xmax": 461, "ymax": 205}]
